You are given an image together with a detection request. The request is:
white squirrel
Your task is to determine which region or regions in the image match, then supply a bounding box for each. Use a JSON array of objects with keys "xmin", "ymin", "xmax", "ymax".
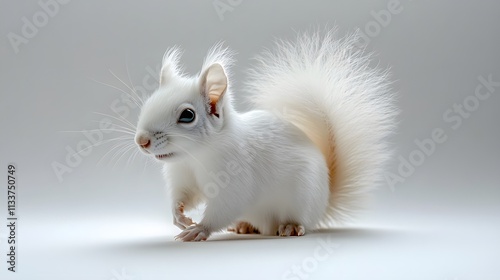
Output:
[{"xmin": 134, "ymin": 30, "xmax": 396, "ymax": 241}]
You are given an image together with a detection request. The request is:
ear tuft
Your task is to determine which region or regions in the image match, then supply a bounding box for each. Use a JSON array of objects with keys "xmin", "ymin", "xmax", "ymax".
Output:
[
  {"xmin": 160, "ymin": 47, "xmax": 183, "ymax": 87},
  {"xmin": 201, "ymin": 63, "xmax": 227, "ymax": 117}
]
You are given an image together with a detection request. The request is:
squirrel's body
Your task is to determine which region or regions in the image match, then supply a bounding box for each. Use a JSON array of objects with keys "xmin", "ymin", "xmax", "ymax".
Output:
[
  {"xmin": 135, "ymin": 30, "xmax": 396, "ymax": 241},
  {"xmin": 164, "ymin": 109, "xmax": 329, "ymax": 236}
]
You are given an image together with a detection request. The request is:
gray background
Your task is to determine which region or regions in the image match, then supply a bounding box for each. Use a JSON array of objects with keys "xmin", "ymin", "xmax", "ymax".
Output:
[{"xmin": 1, "ymin": 0, "xmax": 499, "ymax": 279}]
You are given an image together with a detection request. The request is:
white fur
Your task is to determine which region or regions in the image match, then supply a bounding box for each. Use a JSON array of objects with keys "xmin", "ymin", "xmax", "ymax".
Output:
[
  {"xmin": 135, "ymin": 31, "xmax": 397, "ymax": 241},
  {"xmin": 246, "ymin": 30, "xmax": 398, "ymax": 225}
]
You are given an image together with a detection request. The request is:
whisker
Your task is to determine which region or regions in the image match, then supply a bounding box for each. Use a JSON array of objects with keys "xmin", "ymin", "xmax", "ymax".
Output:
[
  {"xmin": 142, "ymin": 156, "xmax": 153, "ymax": 175},
  {"xmin": 112, "ymin": 143, "xmax": 138, "ymax": 170},
  {"xmin": 90, "ymin": 78, "xmax": 132, "ymax": 96},
  {"xmin": 108, "ymin": 69, "xmax": 136, "ymax": 96},
  {"xmin": 90, "ymin": 78, "xmax": 142, "ymax": 109},
  {"xmin": 92, "ymin": 112, "xmax": 136, "ymax": 130},
  {"xmin": 109, "ymin": 69, "xmax": 144, "ymax": 107},
  {"xmin": 59, "ymin": 128, "xmax": 135, "ymax": 135},
  {"xmin": 108, "ymin": 142, "xmax": 136, "ymax": 168},
  {"xmin": 125, "ymin": 57, "xmax": 145, "ymax": 106},
  {"xmin": 143, "ymin": 155, "xmax": 161, "ymax": 174},
  {"xmin": 97, "ymin": 141, "xmax": 132, "ymax": 167},
  {"xmin": 69, "ymin": 135, "xmax": 132, "ymax": 158},
  {"xmin": 125, "ymin": 148, "xmax": 141, "ymax": 167},
  {"xmin": 89, "ymin": 120, "xmax": 137, "ymax": 134}
]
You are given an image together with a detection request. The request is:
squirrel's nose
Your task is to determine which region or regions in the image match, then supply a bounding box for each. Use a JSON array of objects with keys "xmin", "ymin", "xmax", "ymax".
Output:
[{"xmin": 136, "ymin": 135, "xmax": 151, "ymax": 149}]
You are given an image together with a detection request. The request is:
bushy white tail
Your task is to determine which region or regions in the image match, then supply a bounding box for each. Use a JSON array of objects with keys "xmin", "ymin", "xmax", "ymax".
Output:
[{"xmin": 246, "ymin": 30, "xmax": 397, "ymax": 225}]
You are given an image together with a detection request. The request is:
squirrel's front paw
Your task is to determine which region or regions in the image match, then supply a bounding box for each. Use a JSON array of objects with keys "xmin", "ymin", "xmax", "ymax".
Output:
[
  {"xmin": 175, "ymin": 224, "xmax": 210, "ymax": 242},
  {"xmin": 173, "ymin": 202, "xmax": 196, "ymax": 230}
]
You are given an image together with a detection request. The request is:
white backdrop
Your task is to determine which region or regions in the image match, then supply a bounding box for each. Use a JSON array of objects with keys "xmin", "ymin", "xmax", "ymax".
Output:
[{"xmin": 1, "ymin": 1, "xmax": 499, "ymax": 279}]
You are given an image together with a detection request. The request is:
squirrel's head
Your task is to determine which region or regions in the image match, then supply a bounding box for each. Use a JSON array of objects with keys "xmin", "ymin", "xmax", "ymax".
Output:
[{"xmin": 135, "ymin": 46, "xmax": 232, "ymax": 162}]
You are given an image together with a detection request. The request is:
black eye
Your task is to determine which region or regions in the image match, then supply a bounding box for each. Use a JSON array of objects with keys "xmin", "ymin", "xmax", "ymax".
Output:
[{"xmin": 178, "ymin": 108, "xmax": 195, "ymax": 123}]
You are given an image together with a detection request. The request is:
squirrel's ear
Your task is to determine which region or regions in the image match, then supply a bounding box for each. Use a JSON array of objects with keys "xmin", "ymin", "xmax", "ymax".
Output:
[
  {"xmin": 160, "ymin": 47, "xmax": 182, "ymax": 87},
  {"xmin": 200, "ymin": 63, "xmax": 227, "ymax": 117}
]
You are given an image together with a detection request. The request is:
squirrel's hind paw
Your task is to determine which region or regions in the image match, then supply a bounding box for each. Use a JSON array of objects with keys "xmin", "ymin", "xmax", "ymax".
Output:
[
  {"xmin": 228, "ymin": 221, "xmax": 260, "ymax": 234},
  {"xmin": 277, "ymin": 224, "xmax": 305, "ymax": 237}
]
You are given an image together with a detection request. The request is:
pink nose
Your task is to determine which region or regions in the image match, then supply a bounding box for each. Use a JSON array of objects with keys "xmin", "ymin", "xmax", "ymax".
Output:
[{"xmin": 136, "ymin": 135, "xmax": 151, "ymax": 149}]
